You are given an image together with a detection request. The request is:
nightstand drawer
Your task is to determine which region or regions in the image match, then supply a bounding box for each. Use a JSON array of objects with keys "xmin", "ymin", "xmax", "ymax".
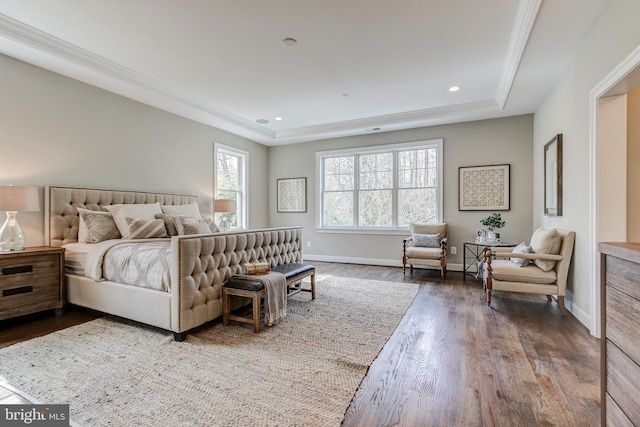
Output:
[{"xmin": 0, "ymin": 249, "xmax": 64, "ymax": 320}]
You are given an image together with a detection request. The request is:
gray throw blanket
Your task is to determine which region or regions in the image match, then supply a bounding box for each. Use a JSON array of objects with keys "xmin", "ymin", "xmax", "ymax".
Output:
[{"xmin": 238, "ymin": 271, "xmax": 287, "ymax": 326}]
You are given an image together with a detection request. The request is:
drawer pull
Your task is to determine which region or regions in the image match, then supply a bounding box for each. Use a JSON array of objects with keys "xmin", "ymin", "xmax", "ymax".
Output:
[
  {"xmin": 2, "ymin": 285, "xmax": 33, "ymax": 297},
  {"xmin": 2, "ymin": 265, "xmax": 33, "ymax": 275}
]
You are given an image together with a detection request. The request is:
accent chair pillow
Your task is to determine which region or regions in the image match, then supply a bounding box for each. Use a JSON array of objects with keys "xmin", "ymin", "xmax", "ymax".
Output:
[
  {"xmin": 530, "ymin": 227, "xmax": 562, "ymax": 272},
  {"xmin": 104, "ymin": 203, "xmax": 163, "ymax": 238},
  {"xmin": 79, "ymin": 209, "xmax": 121, "ymax": 243},
  {"xmin": 161, "ymin": 202, "xmax": 202, "ymax": 220},
  {"xmin": 125, "ymin": 217, "xmax": 168, "ymax": 239},
  {"xmin": 510, "ymin": 242, "xmax": 533, "ymax": 267},
  {"xmin": 412, "ymin": 233, "xmax": 441, "ymax": 248}
]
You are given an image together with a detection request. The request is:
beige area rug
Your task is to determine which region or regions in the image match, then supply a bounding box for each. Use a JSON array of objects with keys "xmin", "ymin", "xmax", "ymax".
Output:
[{"xmin": 0, "ymin": 275, "xmax": 418, "ymax": 427}]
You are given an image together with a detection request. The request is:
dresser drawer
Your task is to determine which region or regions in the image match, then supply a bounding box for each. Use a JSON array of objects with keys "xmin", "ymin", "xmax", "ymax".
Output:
[
  {"xmin": 605, "ymin": 284, "xmax": 640, "ymax": 359},
  {"xmin": 606, "ymin": 393, "xmax": 634, "ymax": 427},
  {"xmin": 606, "ymin": 255, "xmax": 640, "ymax": 301},
  {"xmin": 606, "ymin": 340, "xmax": 640, "ymax": 423}
]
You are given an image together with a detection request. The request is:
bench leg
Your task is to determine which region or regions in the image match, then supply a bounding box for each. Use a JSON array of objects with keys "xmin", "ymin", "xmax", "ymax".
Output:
[
  {"xmin": 223, "ymin": 289, "xmax": 230, "ymax": 327},
  {"xmin": 252, "ymin": 293, "xmax": 261, "ymax": 333},
  {"xmin": 311, "ymin": 272, "xmax": 316, "ymax": 300}
]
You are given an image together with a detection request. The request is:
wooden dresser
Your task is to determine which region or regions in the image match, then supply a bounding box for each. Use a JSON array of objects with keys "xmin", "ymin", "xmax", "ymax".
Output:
[
  {"xmin": 0, "ymin": 246, "xmax": 65, "ymax": 321},
  {"xmin": 599, "ymin": 242, "xmax": 640, "ymax": 426}
]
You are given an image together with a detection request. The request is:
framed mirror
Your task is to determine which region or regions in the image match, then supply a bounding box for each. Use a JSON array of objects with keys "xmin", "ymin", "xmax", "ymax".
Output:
[{"xmin": 544, "ymin": 134, "xmax": 563, "ymax": 216}]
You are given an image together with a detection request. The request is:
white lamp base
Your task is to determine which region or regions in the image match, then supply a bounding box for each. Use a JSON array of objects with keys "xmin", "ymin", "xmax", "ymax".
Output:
[{"xmin": 0, "ymin": 211, "xmax": 25, "ymax": 252}]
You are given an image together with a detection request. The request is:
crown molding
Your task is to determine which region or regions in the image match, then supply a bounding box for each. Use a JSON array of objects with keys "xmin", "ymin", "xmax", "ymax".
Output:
[
  {"xmin": 495, "ymin": 0, "xmax": 542, "ymax": 109},
  {"xmin": 0, "ymin": 14, "xmax": 275, "ymax": 144},
  {"xmin": 0, "ymin": 7, "xmax": 537, "ymax": 146}
]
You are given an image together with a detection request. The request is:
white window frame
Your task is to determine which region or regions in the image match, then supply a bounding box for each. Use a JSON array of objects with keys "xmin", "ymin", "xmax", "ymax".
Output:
[
  {"xmin": 315, "ymin": 139, "xmax": 443, "ymax": 234},
  {"xmin": 214, "ymin": 143, "xmax": 248, "ymax": 229}
]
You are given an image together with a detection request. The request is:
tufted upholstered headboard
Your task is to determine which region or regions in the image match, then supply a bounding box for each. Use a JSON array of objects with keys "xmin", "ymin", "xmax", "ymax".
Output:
[{"xmin": 45, "ymin": 186, "xmax": 198, "ymax": 247}]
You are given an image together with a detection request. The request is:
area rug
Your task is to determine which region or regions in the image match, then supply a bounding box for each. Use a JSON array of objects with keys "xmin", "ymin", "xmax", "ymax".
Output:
[{"xmin": 0, "ymin": 276, "xmax": 418, "ymax": 427}]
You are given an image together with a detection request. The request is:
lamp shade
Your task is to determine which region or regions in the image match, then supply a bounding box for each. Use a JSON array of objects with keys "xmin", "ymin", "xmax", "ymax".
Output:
[
  {"xmin": 0, "ymin": 186, "xmax": 40, "ymax": 212},
  {"xmin": 214, "ymin": 199, "xmax": 236, "ymax": 213}
]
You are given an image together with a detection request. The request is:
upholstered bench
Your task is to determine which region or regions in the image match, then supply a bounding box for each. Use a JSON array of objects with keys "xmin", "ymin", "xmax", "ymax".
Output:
[{"xmin": 222, "ymin": 263, "xmax": 316, "ymax": 333}]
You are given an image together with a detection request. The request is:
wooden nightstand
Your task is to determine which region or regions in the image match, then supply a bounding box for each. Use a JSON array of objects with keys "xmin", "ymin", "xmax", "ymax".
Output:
[{"xmin": 0, "ymin": 247, "xmax": 65, "ymax": 321}]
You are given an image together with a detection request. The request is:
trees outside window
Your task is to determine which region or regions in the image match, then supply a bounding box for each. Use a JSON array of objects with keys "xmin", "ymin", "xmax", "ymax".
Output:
[{"xmin": 318, "ymin": 139, "xmax": 443, "ymax": 230}]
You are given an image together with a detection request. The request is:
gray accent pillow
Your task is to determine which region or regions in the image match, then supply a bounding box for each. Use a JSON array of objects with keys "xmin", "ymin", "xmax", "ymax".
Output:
[
  {"xmin": 203, "ymin": 217, "xmax": 220, "ymax": 233},
  {"xmin": 510, "ymin": 242, "xmax": 533, "ymax": 267},
  {"xmin": 125, "ymin": 217, "xmax": 168, "ymax": 239},
  {"xmin": 79, "ymin": 210, "xmax": 121, "ymax": 243},
  {"xmin": 183, "ymin": 222, "xmax": 212, "ymax": 235},
  {"xmin": 412, "ymin": 233, "xmax": 441, "ymax": 248}
]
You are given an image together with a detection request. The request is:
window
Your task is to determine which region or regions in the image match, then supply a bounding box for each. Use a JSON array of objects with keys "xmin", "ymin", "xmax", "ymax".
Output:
[
  {"xmin": 317, "ymin": 139, "xmax": 442, "ymax": 230},
  {"xmin": 214, "ymin": 143, "xmax": 248, "ymax": 229}
]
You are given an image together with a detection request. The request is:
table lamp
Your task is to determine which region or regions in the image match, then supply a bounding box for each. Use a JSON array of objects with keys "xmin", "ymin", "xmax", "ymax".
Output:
[
  {"xmin": 214, "ymin": 199, "xmax": 236, "ymax": 231},
  {"xmin": 0, "ymin": 186, "xmax": 40, "ymax": 251}
]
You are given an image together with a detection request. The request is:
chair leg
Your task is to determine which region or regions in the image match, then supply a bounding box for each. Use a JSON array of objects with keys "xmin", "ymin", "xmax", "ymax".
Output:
[
  {"xmin": 546, "ymin": 295, "xmax": 552, "ymax": 301},
  {"xmin": 558, "ymin": 296, "xmax": 568, "ymax": 316},
  {"xmin": 487, "ymin": 289, "xmax": 492, "ymax": 306}
]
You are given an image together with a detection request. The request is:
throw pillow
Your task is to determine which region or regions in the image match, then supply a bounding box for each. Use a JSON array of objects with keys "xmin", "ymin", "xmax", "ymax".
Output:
[
  {"xmin": 510, "ymin": 242, "xmax": 533, "ymax": 267},
  {"xmin": 125, "ymin": 217, "xmax": 168, "ymax": 239},
  {"xmin": 161, "ymin": 202, "xmax": 202, "ymax": 220},
  {"xmin": 202, "ymin": 217, "xmax": 220, "ymax": 233},
  {"xmin": 77, "ymin": 207, "xmax": 111, "ymax": 242},
  {"xmin": 530, "ymin": 228, "xmax": 562, "ymax": 272},
  {"xmin": 413, "ymin": 233, "xmax": 441, "ymax": 248},
  {"xmin": 183, "ymin": 222, "xmax": 212, "ymax": 235},
  {"xmin": 173, "ymin": 215, "xmax": 199, "ymax": 235},
  {"xmin": 104, "ymin": 203, "xmax": 163, "ymax": 238},
  {"xmin": 155, "ymin": 213, "xmax": 181, "ymax": 236},
  {"xmin": 79, "ymin": 210, "xmax": 121, "ymax": 243}
]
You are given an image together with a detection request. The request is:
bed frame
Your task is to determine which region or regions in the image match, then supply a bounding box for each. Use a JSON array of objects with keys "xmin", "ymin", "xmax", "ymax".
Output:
[{"xmin": 44, "ymin": 186, "xmax": 303, "ymax": 340}]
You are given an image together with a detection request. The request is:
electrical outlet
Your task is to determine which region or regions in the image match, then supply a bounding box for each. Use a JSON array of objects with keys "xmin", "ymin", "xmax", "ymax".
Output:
[
  {"xmin": 451, "ymin": 246, "xmax": 457, "ymax": 255},
  {"xmin": 307, "ymin": 241, "xmax": 311, "ymax": 248}
]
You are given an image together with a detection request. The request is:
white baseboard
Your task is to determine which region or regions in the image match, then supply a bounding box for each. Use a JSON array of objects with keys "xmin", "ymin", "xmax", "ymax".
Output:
[
  {"xmin": 564, "ymin": 289, "xmax": 591, "ymax": 328},
  {"xmin": 302, "ymin": 254, "xmax": 464, "ymax": 271}
]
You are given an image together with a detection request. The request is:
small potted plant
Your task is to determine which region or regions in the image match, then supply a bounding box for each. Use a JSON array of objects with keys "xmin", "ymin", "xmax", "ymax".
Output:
[{"xmin": 480, "ymin": 213, "xmax": 506, "ymax": 241}]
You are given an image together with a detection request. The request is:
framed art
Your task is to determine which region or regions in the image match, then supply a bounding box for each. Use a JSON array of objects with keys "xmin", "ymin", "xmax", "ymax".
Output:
[
  {"xmin": 544, "ymin": 134, "xmax": 563, "ymax": 216},
  {"xmin": 277, "ymin": 177, "xmax": 307, "ymax": 213},
  {"xmin": 458, "ymin": 164, "xmax": 510, "ymax": 211}
]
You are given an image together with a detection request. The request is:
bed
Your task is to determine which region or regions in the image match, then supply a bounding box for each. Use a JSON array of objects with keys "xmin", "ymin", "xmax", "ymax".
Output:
[{"xmin": 44, "ymin": 186, "xmax": 303, "ymax": 340}]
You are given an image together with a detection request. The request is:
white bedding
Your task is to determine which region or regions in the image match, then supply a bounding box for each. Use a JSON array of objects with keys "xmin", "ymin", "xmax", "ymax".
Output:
[{"xmin": 64, "ymin": 239, "xmax": 172, "ymax": 292}]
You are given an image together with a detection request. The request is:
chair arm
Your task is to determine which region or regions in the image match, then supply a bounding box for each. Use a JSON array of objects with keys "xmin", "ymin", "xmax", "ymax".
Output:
[
  {"xmin": 402, "ymin": 236, "xmax": 414, "ymax": 244},
  {"xmin": 492, "ymin": 252, "xmax": 563, "ymax": 261}
]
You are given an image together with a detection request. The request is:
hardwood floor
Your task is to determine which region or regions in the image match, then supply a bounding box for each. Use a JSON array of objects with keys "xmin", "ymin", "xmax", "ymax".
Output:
[{"xmin": 0, "ymin": 263, "xmax": 600, "ymax": 426}]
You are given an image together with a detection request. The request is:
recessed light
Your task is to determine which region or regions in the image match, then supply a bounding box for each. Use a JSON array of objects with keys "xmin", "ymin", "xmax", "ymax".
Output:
[
  {"xmin": 449, "ymin": 86, "xmax": 460, "ymax": 92},
  {"xmin": 275, "ymin": 117, "xmax": 283, "ymax": 121},
  {"xmin": 256, "ymin": 119, "xmax": 269, "ymax": 124},
  {"xmin": 342, "ymin": 93, "xmax": 350, "ymax": 97},
  {"xmin": 283, "ymin": 38, "xmax": 297, "ymax": 46}
]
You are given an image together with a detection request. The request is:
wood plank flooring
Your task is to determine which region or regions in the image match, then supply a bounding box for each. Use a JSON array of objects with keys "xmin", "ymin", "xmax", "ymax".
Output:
[{"xmin": 0, "ymin": 262, "xmax": 600, "ymax": 426}]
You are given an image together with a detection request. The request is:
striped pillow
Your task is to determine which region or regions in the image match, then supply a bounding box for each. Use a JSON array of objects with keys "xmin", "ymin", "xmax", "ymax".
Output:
[{"xmin": 125, "ymin": 217, "xmax": 168, "ymax": 239}]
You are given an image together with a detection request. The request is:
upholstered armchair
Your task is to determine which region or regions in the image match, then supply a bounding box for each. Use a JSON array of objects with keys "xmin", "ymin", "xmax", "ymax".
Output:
[
  {"xmin": 482, "ymin": 228, "xmax": 575, "ymax": 315},
  {"xmin": 402, "ymin": 223, "xmax": 448, "ymax": 279}
]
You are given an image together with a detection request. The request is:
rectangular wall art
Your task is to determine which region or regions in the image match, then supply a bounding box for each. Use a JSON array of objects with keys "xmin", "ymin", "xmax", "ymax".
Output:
[
  {"xmin": 277, "ymin": 177, "xmax": 307, "ymax": 213},
  {"xmin": 458, "ymin": 164, "xmax": 510, "ymax": 211}
]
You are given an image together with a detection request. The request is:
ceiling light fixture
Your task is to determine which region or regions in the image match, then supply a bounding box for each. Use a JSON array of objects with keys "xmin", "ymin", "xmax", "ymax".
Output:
[
  {"xmin": 275, "ymin": 117, "xmax": 283, "ymax": 121},
  {"xmin": 256, "ymin": 119, "xmax": 269, "ymax": 124},
  {"xmin": 283, "ymin": 38, "xmax": 297, "ymax": 46},
  {"xmin": 449, "ymin": 86, "xmax": 460, "ymax": 92}
]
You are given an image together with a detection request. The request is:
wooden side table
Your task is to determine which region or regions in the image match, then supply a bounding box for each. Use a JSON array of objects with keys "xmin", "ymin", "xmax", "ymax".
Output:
[{"xmin": 0, "ymin": 246, "xmax": 65, "ymax": 321}]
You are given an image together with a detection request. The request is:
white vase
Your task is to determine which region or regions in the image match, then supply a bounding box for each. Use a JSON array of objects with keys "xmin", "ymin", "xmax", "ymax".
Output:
[{"xmin": 487, "ymin": 231, "xmax": 496, "ymax": 241}]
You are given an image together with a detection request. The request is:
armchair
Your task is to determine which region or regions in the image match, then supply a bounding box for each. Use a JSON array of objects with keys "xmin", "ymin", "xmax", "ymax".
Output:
[
  {"xmin": 482, "ymin": 228, "xmax": 575, "ymax": 315},
  {"xmin": 402, "ymin": 223, "xmax": 448, "ymax": 279}
]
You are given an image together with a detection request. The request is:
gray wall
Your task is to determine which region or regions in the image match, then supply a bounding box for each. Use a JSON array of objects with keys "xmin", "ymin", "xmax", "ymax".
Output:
[
  {"xmin": 269, "ymin": 115, "xmax": 534, "ymax": 269},
  {"xmin": 533, "ymin": 0, "xmax": 640, "ymax": 329},
  {"xmin": 0, "ymin": 53, "xmax": 269, "ymax": 246}
]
